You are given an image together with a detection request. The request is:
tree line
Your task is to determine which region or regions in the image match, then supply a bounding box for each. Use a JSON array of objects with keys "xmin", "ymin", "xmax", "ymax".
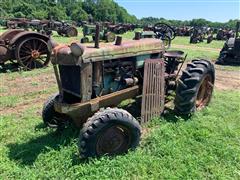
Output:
[
  {"xmin": 0, "ymin": 0, "xmax": 238, "ymax": 29},
  {"xmin": 0, "ymin": 0, "xmax": 138, "ymax": 23},
  {"xmin": 140, "ymin": 17, "xmax": 239, "ymax": 29}
]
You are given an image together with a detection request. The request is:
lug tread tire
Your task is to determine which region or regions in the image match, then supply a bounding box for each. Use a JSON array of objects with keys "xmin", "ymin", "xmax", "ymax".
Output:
[
  {"xmin": 79, "ymin": 108, "xmax": 141, "ymax": 158},
  {"xmin": 174, "ymin": 59, "xmax": 215, "ymax": 114},
  {"xmin": 42, "ymin": 93, "xmax": 59, "ymax": 128}
]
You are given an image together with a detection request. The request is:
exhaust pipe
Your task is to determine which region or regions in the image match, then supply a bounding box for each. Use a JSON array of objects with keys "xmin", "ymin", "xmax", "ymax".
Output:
[
  {"xmin": 95, "ymin": 23, "xmax": 100, "ymax": 48},
  {"xmin": 236, "ymin": 21, "xmax": 239, "ymax": 38}
]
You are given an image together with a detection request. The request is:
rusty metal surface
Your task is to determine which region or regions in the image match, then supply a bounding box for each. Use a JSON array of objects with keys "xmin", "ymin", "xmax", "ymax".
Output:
[
  {"xmin": 0, "ymin": 29, "xmax": 25, "ymax": 42},
  {"xmin": 52, "ymin": 38, "xmax": 165, "ymax": 65},
  {"xmin": 141, "ymin": 59, "xmax": 165, "ymax": 123},
  {"xmin": 0, "ymin": 30, "xmax": 50, "ymax": 66},
  {"xmin": 9, "ymin": 31, "xmax": 49, "ymax": 45},
  {"xmin": 54, "ymin": 85, "xmax": 139, "ymax": 127}
]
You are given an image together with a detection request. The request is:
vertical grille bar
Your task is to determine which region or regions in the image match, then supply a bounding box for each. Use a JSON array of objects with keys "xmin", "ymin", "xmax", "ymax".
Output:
[{"xmin": 141, "ymin": 59, "xmax": 165, "ymax": 123}]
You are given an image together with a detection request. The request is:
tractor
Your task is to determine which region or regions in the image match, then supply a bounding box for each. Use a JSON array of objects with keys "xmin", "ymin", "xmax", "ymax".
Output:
[
  {"xmin": 216, "ymin": 21, "xmax": 240, "ymax": 65},
  {"xmin": 81, "ymin": 23, "xmax": 115, "ymax": 43},
  {"xmin": 142, "ymin": 23, "xmax": 176, "ymax": 49},
  {"xmin": 43, "ymin": 24, "xmax": 215, "ymax": 158},
  {"xmin": 0, "ymin": 29, "xmax": 50, "ymax": 70}
]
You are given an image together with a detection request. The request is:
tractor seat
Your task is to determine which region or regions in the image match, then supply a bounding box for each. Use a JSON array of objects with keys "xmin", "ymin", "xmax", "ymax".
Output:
[
  {"xmin": 226, "ymin": 38, "xmax": 235, "ymax": 48},
  {"xmin": 164, "ymin": 50, "xmax": 184, "ymax": 59}
]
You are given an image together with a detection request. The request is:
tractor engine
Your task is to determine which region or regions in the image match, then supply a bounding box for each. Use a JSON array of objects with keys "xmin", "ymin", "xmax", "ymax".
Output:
[{"xmin": 98, "ymin": 59, "xmax": 136, "ymax": 96}]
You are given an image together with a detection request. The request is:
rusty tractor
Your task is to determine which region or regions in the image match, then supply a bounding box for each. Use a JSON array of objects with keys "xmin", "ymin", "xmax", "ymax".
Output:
[
  {"xmin": 190, "ymin": 28, "xmax": 204, "ymax": 44},
  {"xmin": 81, "ymin": 24, "xmax": 115, "ymax": 43},
  {"xmin": 43, "ymin": 24, "xmax": 215, "ymax": 158},
  {"xmin": 5, "ymin": 18, "xmax": 78, "ymax": 37},
  {"xmin": 0, "ymin": 29, "xmax": 50, "ymax": 70},
  {"xmin": 106, "ymin": 23, "xmax": 136, "ymax": 34},
  {"xmin": 142, "ymin": 23, "xmax": 176, "ymax": 49},
  {"xmin": 216, "ymin": 21, "xmax": 240, "ymax": 65}
]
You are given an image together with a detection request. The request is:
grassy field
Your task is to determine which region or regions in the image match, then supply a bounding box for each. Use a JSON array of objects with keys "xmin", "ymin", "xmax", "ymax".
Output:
[{"xmin": 0, "ymin": 27, "xmax": 240, "ymax": 179}]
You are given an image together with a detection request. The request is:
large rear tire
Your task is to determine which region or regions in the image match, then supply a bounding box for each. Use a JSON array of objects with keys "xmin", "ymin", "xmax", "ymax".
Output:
[
  {"xmin": 174, "ymin": 59, "xmax": 215, "ymax": 114},
  {"xmin": 15, "ymin": 37, "xmax": 50, "ymax": 70},
  {"xmin": 79, "ymin": 108, "xmax": 141, "ymax": 158}
]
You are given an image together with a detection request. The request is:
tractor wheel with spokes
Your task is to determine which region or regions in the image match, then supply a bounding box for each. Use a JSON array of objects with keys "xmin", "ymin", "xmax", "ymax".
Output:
[
  {"xmin": 15, "ymin": 37, "xmax": 50, "ymax": 70},
  {"xmin": 174, "ymin": 59, "xmax": 215, "ymax": 114}
]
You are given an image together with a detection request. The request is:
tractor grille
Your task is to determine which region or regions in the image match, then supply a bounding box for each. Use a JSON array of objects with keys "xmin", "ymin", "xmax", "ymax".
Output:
[
  {"xmin": 58, "ymin": 65, "xmax": 81, "ymax": 103},
  {"xmin": 141, "ymin": 59, "xmax": 165, "ymax": 123}
]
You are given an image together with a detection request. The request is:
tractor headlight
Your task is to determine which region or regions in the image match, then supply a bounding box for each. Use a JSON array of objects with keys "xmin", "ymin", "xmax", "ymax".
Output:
[{"xmin": 70, "ymin": 42, "xmax": 84, "ymax": 57}]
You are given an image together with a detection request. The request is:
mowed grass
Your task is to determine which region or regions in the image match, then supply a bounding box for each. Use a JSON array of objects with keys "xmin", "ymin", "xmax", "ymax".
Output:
[
  {"xmin": 173, "ymin": 36, "xmax": 225, "ymax": 49},
  {"xmin": 0, "ymin": 91, "xmax": 240, "ymax": 179},
  {"xmin": 0, "ymin": 27, "xmax": 240, "ymax": 179}
]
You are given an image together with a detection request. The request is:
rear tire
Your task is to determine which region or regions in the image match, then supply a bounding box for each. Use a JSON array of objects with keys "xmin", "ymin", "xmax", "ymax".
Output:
[
  {"xmin": 79, "ymin": 108, "xmax": 141, "ymax": 158},
  {"xmin": 174, "ymin": 59, "xmax": 215, "ymax": 114}
]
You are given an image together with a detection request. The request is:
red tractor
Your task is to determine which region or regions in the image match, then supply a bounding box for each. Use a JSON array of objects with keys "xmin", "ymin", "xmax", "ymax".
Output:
[{"xmin": 0, "ymin": 29, "xmax": 50, "ymax": 70}]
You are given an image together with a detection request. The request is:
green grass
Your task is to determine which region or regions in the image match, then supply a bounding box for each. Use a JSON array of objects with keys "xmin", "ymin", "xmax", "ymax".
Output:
[
  {"xmin": 0, "ymin": 91, "xmax": 239, "ymax": 179},
  {"xmin": 0, "ymin": 26, "xmax": 240, "ymax": 179},
  {"xmin": 172, "ymin": 36, "xmax": 225, "ymax": 49}
]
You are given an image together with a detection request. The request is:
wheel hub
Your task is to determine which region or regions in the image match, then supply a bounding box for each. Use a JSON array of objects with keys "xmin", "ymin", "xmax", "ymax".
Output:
[
  {"xmin": 96, "ymin": 126, "xmax": 130, "ymax": 155},
  {"xmin": 31, "ymin": 50, "xmax": 40, "ymax": 59},
  {"xmin": 196, "ymin": 74, "xmax": 213, "ymax": 109}
]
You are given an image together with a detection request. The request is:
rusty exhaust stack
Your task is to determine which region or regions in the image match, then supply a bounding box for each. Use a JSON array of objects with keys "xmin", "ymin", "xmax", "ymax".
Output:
[
  {"xmin": 236, "ymin": 21, "xmax": 239, "ymax": 38},
  {"xmin": 95, "ymin": 23, "xmax": 100, "ymax": 48},
  {"xmin": 134, "ymin": 32, "xmax": 141, "ymax": 40},
  {"xmin": 115, "ymin": 36, "xmax": 122, "ymax": 45}
]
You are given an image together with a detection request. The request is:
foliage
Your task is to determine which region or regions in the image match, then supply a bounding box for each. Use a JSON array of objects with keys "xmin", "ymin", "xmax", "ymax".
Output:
[
  {"xmin": 140, "ymin": 17, "xmax": 239, "ymax": 29},
  {"xmin": 0, "ymin": 0, "xmax": 138, "ymax": 23},
  {"xmin": 0, "ymin": 28, "xmax": 239, "ymax": 179}
]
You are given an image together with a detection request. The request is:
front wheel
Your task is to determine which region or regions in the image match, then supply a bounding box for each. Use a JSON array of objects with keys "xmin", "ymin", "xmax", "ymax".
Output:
[
  {"xmin": 78, "ymin": 108, "xmax": 141, "ymax": 158},
  {"xmin": 174, "ymin": 59, "xmax": 215, "ymax": 114},
  {"xmin": 42, "ymin": 94, "xmax": 63, "ymax": 128}
]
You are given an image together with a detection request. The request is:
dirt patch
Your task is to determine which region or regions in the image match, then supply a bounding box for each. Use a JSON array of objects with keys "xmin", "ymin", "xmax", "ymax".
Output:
[
  {"xmin": 0, "ymin": 72, "xmax": 56, "ymax": 97},
  {"xmin": 215, "ymin": 66, "xmax": 240, "ymax": 91},
  {"xmin": 1, "ymin": 63, "xmax": 239, "ymax": 116},
  {"xmin": 0, "ymin": 93, "xmax": 51, "ymax": 116}
]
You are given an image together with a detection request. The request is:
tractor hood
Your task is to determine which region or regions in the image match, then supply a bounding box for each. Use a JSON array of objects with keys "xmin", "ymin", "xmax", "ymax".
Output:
[{"xmin": 51, "ymin": 38, "xmax": 165, "ymax": 65}]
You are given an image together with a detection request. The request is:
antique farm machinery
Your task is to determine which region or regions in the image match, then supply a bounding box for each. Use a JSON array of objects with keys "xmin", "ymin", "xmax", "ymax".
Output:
[
  {"xmin": 142, "ymin": 23, "xmax": 176, "ymax": 48},
  {"xmin": 81, "ymin": 23, "xmax": 115, "ymax": 43},
  {"xmin": 43, "ymin": 24, "xmax": 215, "ymax": 158},
  {"xmin": 216, "ymin": 21, "xmax": 240, "ymax": 65},
  {"xmin": 5, "ymin": 18, "xmax": 78, "ymax": 37},
  {"xmin": 0, "ymin": 29, "xmax": 50, "ymax": 69}
]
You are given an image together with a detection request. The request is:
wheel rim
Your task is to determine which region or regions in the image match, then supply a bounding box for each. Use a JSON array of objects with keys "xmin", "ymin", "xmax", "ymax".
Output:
[
  {"xmin": 16, "ymin": 37, "xmax": 50, "ymax": 70},
  {"xmin": 96, "ymin": 125, "xmax": 131, "ymax": 156},
  {"xmin": 196, "ymin": 74, "xmax": 214, "ymax": 110}
]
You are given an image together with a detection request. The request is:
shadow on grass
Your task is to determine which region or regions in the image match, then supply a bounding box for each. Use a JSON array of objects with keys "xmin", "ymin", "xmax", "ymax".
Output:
[
  {"xmin": 7, "ymin": 124, "xmax": 79, "ymax": 166},
  {"xmin": 162, "ymin": 107, "xmax": 190, "ymax": 123},
  {"xmin": 0, "ymin": 62, "xmax": 21, "ymax": 73},
  {"xmin": 6, "ymin": 104, "xmax": 190, "ymax": 166}
]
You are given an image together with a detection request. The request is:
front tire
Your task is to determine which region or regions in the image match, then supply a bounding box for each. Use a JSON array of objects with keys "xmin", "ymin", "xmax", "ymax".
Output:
[
  {"xmin": 79, "ymin": 108, "xmax": 141, "ymax": 158},
  {"xmin": 174, "ymin": 59, "xmax": 215, "ymax": 114},
  {"xmin": 42, "ymin": 94, "xmax": 61, "ymax": 128}
]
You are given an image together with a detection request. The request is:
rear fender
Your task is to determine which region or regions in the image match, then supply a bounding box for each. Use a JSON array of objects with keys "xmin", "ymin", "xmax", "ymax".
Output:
[{"xmin": 9, "ymin": 31, "xmax": 49, "ymax": 46}]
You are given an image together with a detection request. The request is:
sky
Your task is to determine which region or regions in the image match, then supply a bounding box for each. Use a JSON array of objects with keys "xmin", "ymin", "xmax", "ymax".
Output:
[{"xmin": 115, "ymin": 0, "xmax": 240, "ymax": 22}]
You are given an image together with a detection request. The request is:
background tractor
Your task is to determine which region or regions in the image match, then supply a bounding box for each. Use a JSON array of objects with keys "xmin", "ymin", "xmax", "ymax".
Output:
[
  {"xmin": 216, "ymin": 21, "xmax": 240, "ymax": 65},
  {"xmin": 81, "ymin": 23, "xmax": 115, "ymax": 43},
  {"xmin": 142, "ymin": 23, "xmax": 176, "ymax": 48},
  {"xmin": 0, "ymin": 29, "xmax": 50, "ymax": 70},
  {"xmin": 43, "ymin": 25, "xmax": 215, "ymax": 158}
]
